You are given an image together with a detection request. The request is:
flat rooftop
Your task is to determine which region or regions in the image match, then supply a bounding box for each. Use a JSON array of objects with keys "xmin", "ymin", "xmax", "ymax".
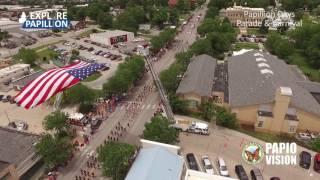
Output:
[
  {"xmin": 0, "ymin": 64, "xmax": 30, "ymax": 77},
  {"xmin": 0, "ymin": 127, "xmax": 39, "ymax": 166},
  {"xmin": 91, "ymin": 30, "xmax": 133, "ymax": 38}
]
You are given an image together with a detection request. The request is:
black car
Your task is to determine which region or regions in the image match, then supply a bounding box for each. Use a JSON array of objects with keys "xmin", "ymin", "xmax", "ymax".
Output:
[
  {"xmin": 250, "ymin": 168, "xmax": 264, "ymax": 180},
  {"xmin": 0, "ymin": 95, "xmax": 3, "ymax": 101},
  {"xmin": 186, "ymin": 153, "xmax": 199, "ymax": 171},
  {"xmin": 270, "ymin": 177, "xmax": 280, "ymax": 180},
  {"xmin": 235, "ymin": 165, "xmax": 249, "ymax": 180},
  {"xmin": 299, "ymin": 151, "xmax": 311, "ymax": 169}
]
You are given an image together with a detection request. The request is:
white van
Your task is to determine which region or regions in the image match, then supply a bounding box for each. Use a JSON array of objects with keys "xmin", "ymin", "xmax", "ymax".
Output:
[{"xmin": 188, "ymin": 122, "xmax": 209, "ymax": 135}]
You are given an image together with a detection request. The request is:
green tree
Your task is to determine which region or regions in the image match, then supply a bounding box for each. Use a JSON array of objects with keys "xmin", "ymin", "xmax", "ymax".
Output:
[
  {"xmin": 71, "ymin": 49, "xmax": 79, "ymax": 56},
  {"xmin": 63, "ymin": 84, "xmax": 97, "ymax": 105},
  {"xmin": 190, "ymin": 38, "xmax": 213, "ymax": 56},
  {"xmin": 215, "ymin": 106, "xmax": 238, "ymax": 129},
  {"xmin": 15, "ymin": 48, "xmax": 39, "ymax": 66},
  {"xmin": 160, "ymin": 64, "xmax": 181, "ymax": 93},
  {"xmin": 97, "ymin": 142, "xmax": 135, "ymax": 180},
  {"xmin": 169, "ymin": 94, "xmax": 189, "ymax": 114},
  {"xmin": 151, "ymin": 7, "xmax": 168, "ymax": 29},
  {"xmin": 259, "ymin": 18, "xmax": 269, "ymax": 34},
  {"xmin": 103, "ymin": 56, "xmax": 145, "ymax": 96},
  {"xmin": 205, "ymin": 6, "xmax": 219, "ymax": 19},
  {"xmin": 143, "ymin": 115, "xmax": 178, "ymax": 144},
  {"xmin": 97, "ymin": 12, "xmax": 113, "ymax": 29},
  {"xmin": 36, "ymin": 134, "xmax": 73, "ymax": 169},
  {"xmin": 115, "ymin": 12, "xmax": 138, "ymax": 33},
  {"xmin": 177, "ymin": 0, "xmax": 189, "ymax": 12},
  {"xmin": 311, "ymin": 138, "xmax": 320, "ymax": 152},
  {"xmin": 43, "ymin": 111, "xmax": 69, "ymax": 137},
  {"xmin": 150, "ymin": 28, "xmax": 176, "ymax": 52},
  {"xmin": 169, "ymin": 8, "xmax": 179, "ymax": 25},
  {"xmin": 79, "ymin": 103, "xmax": 94, "ymax": 114},
  {"xmin": 200, "ymin": 102, "xmax": 215, "ymax": 121}
]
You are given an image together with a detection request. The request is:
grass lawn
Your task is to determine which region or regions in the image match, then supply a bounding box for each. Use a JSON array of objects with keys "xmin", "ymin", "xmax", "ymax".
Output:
[
  {"xmin": 77, "ymin": 29, "xmax": 103, "ymax": 38},
  {"xmin": 37, "ymin": 48, "xmax": 58, "ymax": 62},
  {"xmin": 289, "ymin": 53, "xmax": 320, "ymax": 82},
  {"xmin": 33, "ymin": 40, "xmax": 64, "ymax": 51},
  {"xmin": 82, "ymin": 72, "xmax": 102, "ymax": 82},
  {"xmin": 246, "ymin": 28, "xmax": 276, "ymax": 35},
  {"xmin": 234, "ymin": 42, "xmax": 259, "ymax": 51}
]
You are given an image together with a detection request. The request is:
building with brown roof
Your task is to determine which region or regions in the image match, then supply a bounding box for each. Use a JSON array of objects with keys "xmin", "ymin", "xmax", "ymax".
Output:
[
  {"xmin": 0, "ymin": 127, "xmax": 40, "ymax": 180},
  {"xmin": 176, "ymin": 54, "xmax": 217, "ymax": 110},
  {"xmin": 228, "ymin": 50, "xmax": 320, "ymax": 134}
]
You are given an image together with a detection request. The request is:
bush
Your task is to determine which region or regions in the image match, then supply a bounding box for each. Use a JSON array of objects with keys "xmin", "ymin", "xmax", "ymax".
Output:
[
  {"xmin": 79, "ymin": 103, "xmax": 94, "ymax": 114},
  {"xmin": 215, "ymin": 106, "xmax": 238, "ymax": 129}
]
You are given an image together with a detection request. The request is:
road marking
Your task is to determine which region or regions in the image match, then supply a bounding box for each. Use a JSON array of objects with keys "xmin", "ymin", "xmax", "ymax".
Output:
[
  {"xmin": 146, "ymin": 104, "xmax": 151, "ymax": 109},
  {"xmin": 141, "ymin": 105, "xmax": 145, "ymax": 109},
  {"xmin": 152, "ymin": 104, "xmax": 157, "ymax": 109}
]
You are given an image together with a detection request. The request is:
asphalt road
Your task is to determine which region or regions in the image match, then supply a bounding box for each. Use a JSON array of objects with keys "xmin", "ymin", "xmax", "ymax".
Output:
[{"xmin": 57, "ymin": 4, "xmax": 208, "ymax": 180}]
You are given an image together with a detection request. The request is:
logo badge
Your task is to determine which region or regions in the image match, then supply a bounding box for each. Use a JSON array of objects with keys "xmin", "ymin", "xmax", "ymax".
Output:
[{"xmin": 242, "ymin": 142, "xmax": 264, "ymax": 165}]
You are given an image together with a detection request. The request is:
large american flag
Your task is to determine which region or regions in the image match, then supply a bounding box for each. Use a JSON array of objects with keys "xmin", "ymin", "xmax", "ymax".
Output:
[{"xmin": 15, "ymin": 61, "xmax": 105, "ymax": 109}]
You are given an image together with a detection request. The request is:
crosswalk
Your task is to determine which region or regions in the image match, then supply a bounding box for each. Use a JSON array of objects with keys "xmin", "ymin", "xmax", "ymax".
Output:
[{"xmin": 118, "ymin": 103, "xmax": 158, "ymax": 110}]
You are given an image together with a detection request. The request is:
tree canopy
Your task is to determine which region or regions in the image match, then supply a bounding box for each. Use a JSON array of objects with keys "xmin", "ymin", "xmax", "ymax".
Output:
[
  {"xmin": 215, "ymin": 106, "xmax": 238, "ymax": 129},
  {"xmin": 36, "ymin": 134, "xmax": 73, "ymax": 169},
  {"xmin": 15, "ymin": 48, "xmax": 39, "ymax": 66},
  {"xmin": 143, "ymin": 115, "xmax": 178, "ymax": 144},
  {"xmin": 62, "ymin": 84, "xmax": 97, "ymax": 105},
  {"xmin": 150, "ymin": 28, "xmax": 176, "ymax": 52},
  {"xmin": 43, "ymin": 111, "xmax": 70, "ymax": 137},
  {"xmin": 97, "ymin": 142, "xmax": 135, "ymax": 180},
  {"xmin": 103, "ymin": 56, "xmax": 145, "ymax": 96}
]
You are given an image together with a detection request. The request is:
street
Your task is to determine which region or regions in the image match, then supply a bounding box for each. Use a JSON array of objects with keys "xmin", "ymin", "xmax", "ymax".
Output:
[{"xmin": 58, "ymin": 4, "xmax": 208, "ymax": 180}]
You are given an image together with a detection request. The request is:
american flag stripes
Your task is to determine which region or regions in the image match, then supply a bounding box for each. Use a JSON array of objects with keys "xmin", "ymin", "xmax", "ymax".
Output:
[{"xmin": 15, "ymin": 61, "xmax": 105, "ymax": 109}]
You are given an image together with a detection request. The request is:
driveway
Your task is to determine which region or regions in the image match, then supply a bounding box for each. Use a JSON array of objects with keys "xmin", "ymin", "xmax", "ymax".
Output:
[{"xmin": 178, "ymin": 116, "xmax": 320, "ymax": 180}]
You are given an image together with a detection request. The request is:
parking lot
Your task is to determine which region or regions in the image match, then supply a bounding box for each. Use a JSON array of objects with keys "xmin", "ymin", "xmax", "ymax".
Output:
[
  {"xmin": 178, "ymin": 115, "xmax": 320, "ymax": 180},
  {"xmin": 0, "ymin": 90, "xmax": 53, "ymax": 134},
  {"xmin": 53, "ymin": 38, "xmax": 127, "ymax": 89}
]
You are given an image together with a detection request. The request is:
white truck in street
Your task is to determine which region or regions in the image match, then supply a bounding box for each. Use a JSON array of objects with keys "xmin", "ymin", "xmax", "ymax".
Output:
[{"xmin": 171, "ymin": 117, "xmax": 209, "ymax": 135}]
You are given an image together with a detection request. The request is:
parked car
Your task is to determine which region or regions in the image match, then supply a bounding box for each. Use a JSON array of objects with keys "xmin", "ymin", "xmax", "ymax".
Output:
[
  {"xmin": 250, "ymin": 168, "xmax": 264, "ymax": 180},
  {"xmin": 314, "ymin": 153, "xmax": 320, "ymax": 173},
  {"xmin": 88, "ymin": 47, "xmax": 94, "ymax": 52},
  {"xmin": 217, "ymin": 157, "xmax": 229, "ymax": 176},
  {"xmin": 101, "ymin": 66, "xmax": 110, "ymax": 71},
  {"xmin": 2, "ymin": 95, "xmax": 8, "ymax": 102},
  {"xmin": 299, "ymin": 151, "xmax": 311, "ymax": 169},
  {"xmin": 104, "ymin": 52, "xmax": 112, "ymax": 58},
  {"xmin": 297, "ymin": 132, "xmax": 312, "ymax": 140},
  {"xmin": 16, "ymin": 121, "xmax": 28, "ymax": 131},
  {"xmin": 186, "ymin": 153, "xmax": 199, "ymax": 171},
  {"xmin": 0, "ymin": 95, "xmax": 4, "ymax": 101},
  {"xmin": 95, "ymin": 50, "xmax": 102, "ymax": 55},
  {"xmin": 235, "ymin": 165, "xmax": 249, "ymax": 180},
  {"xmin": 202, "ymin": 156, "xmax": 214, "ymax": 174},
  {"xmin": 110, "ymin": 55, "xmax": 117, "ymax": 60},
  {"xmin": 270, "ymin": 177, "xmax": 280, "ymax": 180}
]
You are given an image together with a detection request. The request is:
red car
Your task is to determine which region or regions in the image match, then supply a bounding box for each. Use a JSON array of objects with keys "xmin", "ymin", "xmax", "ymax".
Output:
[{"xmin": 314, "ymin": 153, "xmax": 320, "ymax": 173}]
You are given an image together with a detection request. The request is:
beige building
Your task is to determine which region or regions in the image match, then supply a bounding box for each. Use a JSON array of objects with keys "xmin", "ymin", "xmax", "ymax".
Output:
[
  {"xmin": 0, "ymin": 64, "xmax": 30, "ymax": 84},
  {"xmin": 176, "ymin": 54, "xmax": 217, "ymax": 111},
  {"xmin": 228, "ymin": 50, "xmax": 320, "ymax": 134},
  {"xmin": 219, "ymin": 3, "xmax": 265, "ymax": 27},
  {"xmin": 0, "ymin": 127, "xmax": 40, "ymax": 180}
]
